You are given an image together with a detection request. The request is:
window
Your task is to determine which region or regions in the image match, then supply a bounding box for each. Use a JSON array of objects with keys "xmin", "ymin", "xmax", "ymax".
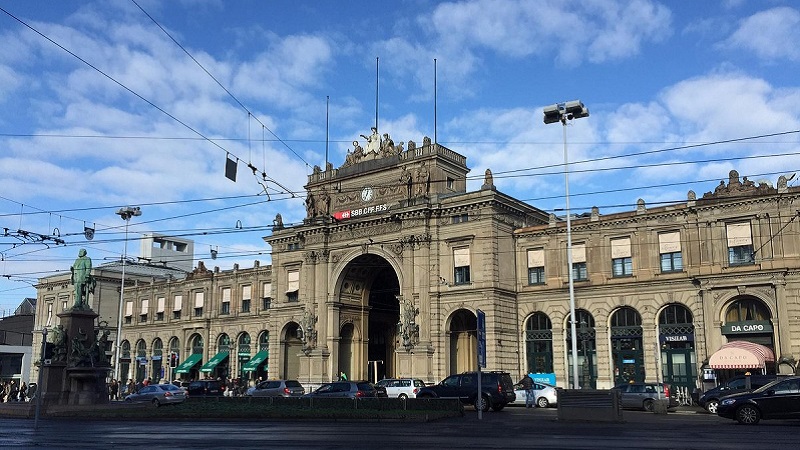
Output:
[
  {"xmin": 288, "ymin": 242, "xmax": 301, "ymax": 251},
  {"xmin": 571, "ymin": 243, "xmax": 588, "ymax": 281},
  {"xmin": 262, "ymin": 282, "xmax": 272, "ymax": 310},
  {"xmin": 572, "ymin": 262, "xmax": 588, "ymax": 281},
  {"xmin": 611, "ymin": 238, "xmax": 633, "ymax": 277},
  {"xmin": 221, "ymin": 287, "xmax": 231, "ymax": 315},
  {"xmin": 658, "ymin": 231, "xmax": 683, "ymax": 273},
  {"xmin": 446, "ymin": 177, "xmax": 455, "ymax": 189},
  {"xmin": 527, "ymin": 249, "xmax": 545, "ymax": 285},
  {"xmin": 156, "ymin": 297, "xmax": 165, "ymax": 322},
  {"xmin": 726, "ymin": 222, "xmax": 754, "ymax": 266},
  {"xmin": 173, "ymin": 295, "xmax": 182, "ymax": 320},
  {"xmin": 286, "ymin": 270, "xmax": 300, "ymax": 302},
  {"xmin": 139, "ymin": 299, "xmax": 149, "ymax": 323},
  {"xmin": 242, "ymin": 285, "xmax": 251, "ymax": 313},
  {"xmin": 194, "ymin": 291, "xmax": 204, "ymax": 317},
  {"xmin": 124, "ymin": 301, "xmax": 133, "ymax": 325},
  {"xmin": 453, "ymin": 247, "xmax": 471, "ymax": 285},
  {"xmin": 452, "ymin": 213, "xmax": 468, "ymax": 224}
]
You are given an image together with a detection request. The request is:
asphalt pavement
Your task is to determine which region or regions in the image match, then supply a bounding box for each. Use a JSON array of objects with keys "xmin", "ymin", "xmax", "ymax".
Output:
[{"xmin": 2, "ymin": 404, "xmax": 799, "ymax": 449}]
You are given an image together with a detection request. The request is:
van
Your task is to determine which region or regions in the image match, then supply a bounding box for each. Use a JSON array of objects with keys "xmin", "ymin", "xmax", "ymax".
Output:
[{"xmin": 698, "ymin": 374, "xmax": 779, "ymax": 413}]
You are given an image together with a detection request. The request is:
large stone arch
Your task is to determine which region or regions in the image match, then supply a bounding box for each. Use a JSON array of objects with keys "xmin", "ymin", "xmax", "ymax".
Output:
[
  {"xmin": 280, "ymin": 321, "xmax": 303, "ymax": 380},
  {"xmin": 446, "ymin": 308, "xmax": 477, "ymax": 375},
  {"xmin": 332, "ymin": 252, "xmax": 401, "ymax": 382}
]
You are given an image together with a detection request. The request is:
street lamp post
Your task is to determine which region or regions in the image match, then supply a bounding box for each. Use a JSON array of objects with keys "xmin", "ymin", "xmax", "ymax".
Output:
[
  {"xmin": 114, "ymin": 206, "xmax": 141, "ymax": 385},
  {"xmin": 544, "ymin": 100, "xmax": 589, "ymax": 389}
]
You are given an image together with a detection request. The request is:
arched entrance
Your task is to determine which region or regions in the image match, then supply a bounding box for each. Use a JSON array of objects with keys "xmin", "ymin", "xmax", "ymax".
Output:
[
  {"xmin": 566, "ymin": 309, "xmax": 597, "ymax": 389},
  {"xmin": 658, "ymin": 304, "xmax": 696, "ymax": 402},
  {"xmin": 714, "ymin": 296, "xmax": 776, "ymax": 380},
  {"xmin": 337, "ymin": 254, "xmax": 400, "ymax": 382},
  {"xmin": 449, "ymin": 309, "xmax": 477, "ymax": 375},
  {"xmin": 282, "ymin": 322, "xmax": 303, "ymax": 380},
  {"xmin": 525, "ymin": 312, "xmax": 553, "ymax": 374},
  {"xmin": 611, "ymin": 306, "xmax": 644, "ymax": 385}
]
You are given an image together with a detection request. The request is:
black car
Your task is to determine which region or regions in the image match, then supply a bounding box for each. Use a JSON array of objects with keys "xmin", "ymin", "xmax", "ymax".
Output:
[
  {"xmin": 187, "ymin": 380, "xmax": 224, "ymax": 397},
  {"xmin": 304, "ymin": 381, "xmax": 378, "ymax": 398},
  {"xmin": 416, "ymin": 371, "xmax": 516, "ymax": 412},
  {"xmin": 698, "ymin": 374, "xmax": 779, "ymax": 414},
  {"xmin": 716, "ymin": 376, "xmax": 800, "ymax": 424}
]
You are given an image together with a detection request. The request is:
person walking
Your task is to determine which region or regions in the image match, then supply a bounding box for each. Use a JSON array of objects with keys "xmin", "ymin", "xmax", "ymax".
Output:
[
  {"xmin": 521, "ymin": 375, "xmax": 534, "ymax": 408},
  {"xmin": 18, "ymin": 382, "xmax": 27, "ymax": 402},
  {"xmin": 109, "ymin": 379, "xmax": 119, "ymax": 401}
]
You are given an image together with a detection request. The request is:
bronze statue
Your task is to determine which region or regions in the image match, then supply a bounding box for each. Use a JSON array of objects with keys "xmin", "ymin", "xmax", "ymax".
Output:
[{"xmin": 70, "ymin": 249, "xmax": 93, "ymax": 309}]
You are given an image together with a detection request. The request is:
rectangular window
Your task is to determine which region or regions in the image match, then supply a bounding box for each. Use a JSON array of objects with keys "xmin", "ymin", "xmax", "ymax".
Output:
[
  {"xmin": 453, "ymin": 247, "xmax": 471, "ymax": 285},
  {"xmin": 156, "ymin": 311, "xmax": 164, "ymax": 321},
  {"xmin": 139, "ymin": 299, "xmax": 149, "ymax": 323},
  {"xmin": 611, "ymin": 237, "xmax": 633, "ymax": 277},
  {"xmin": 570, "ymin": 243, "xmax": 588, "ymax": 281},
  {"xmin": 286, "ymin": 270, "xmax": 300, "ymax": 302},
  {"xmin": 572, "ymin": 262, "xmax": 588, "ymax": 281},
  {"xmin": 125, "ymin": 316, "xmax": 132, "ymax": 325},
  {"xmin": 221, "ymin": 287, "xmax": 231, "ymax": 315},
  {"xmin": 658, "ymin": 231, "xmax": 683, "ymax": 273},
  {"xmin": 452, "ymin": 213, "xmax": 468, "ymax": 224},
  {"xmin": 447, "ymin": 177, "xmax": 455, "ymax": 189},
  {"xmin": 194, "ymin": 291, "xmax": 204, "ymax": 317},
  {"xmin": 242, "ymin": 285, "xmax": 251, "ymax": 313},
  {"xmin": 262, "ymin": 297, "xmax": 271, "ymax": 310},
  {"xmin": 527, "ymin": 249, "xmax": 545, "ymax": 285},
  {"xmin": 139, "ymin": 313, "xmax": 148, "ymax": 323},
  {"xmin": 173, "ymin": 295, "xmax": 182, "ymax": 320},
  {"xmin": 727, "ymin": 222, "xmax": 754, "ymax": 265},
  {"xmin": 262, "ymin": 282, "xmax": 272, "ymax": 310},
  {"xmin": 194, "ymin": 307, "xmax": 203, "ymax": 317}
]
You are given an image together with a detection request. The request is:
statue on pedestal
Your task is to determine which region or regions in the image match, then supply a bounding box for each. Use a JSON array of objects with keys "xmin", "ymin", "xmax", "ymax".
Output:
[{"xmin": 70, "ymin": 249, "xmax": 94, "ymax": 309}]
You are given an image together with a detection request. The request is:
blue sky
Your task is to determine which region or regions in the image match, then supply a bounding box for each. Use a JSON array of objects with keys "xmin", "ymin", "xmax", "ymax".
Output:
[{"xmin": 2, "ymin": 0, "xmax": 800, "ymax": 313}]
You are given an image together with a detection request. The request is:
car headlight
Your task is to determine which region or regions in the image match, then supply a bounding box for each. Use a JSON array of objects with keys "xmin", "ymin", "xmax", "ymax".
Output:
[{"xmin": 720, "ymin": 398, "xmax": 737, "ymax": 406}]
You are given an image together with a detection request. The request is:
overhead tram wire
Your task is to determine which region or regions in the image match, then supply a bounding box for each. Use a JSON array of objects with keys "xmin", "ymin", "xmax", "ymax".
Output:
[{"xmin": 0, "ymin": 6, "xmax": 300, "ymax": 199}]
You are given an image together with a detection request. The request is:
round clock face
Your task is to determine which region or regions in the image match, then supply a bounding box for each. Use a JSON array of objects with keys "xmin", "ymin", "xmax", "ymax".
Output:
[{"xmin": 361, "ymin": 187, "xmax": 374, "ymax": 202}]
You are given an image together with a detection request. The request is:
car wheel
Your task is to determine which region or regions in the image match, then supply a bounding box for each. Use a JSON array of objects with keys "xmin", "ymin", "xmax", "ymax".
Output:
[
  {"xmin": 473, "ymin": 395, "xmax": 491, "ymax": 412},
  {"xmin": 152, "ymin": 398, "xmax": 161, "ymax": 407},
  {"xmin": 706, "ymin": 399, "xmax": 719, "ymax": 414},
  {"xmin": 124, "ymin": 398, "xmax": 132, "ymax": 403},
  {"xmin": 536, "ymin": 397, "xmax": 549, "ymax": 408},
  {"xmin": 398, "ymin": 394, "xmax": 408, "ymax": 400},
  {"xmin": 643, "ymin": 399, "xmax": 654, "ymax": 412},
  {"xmin": 736, "ymin": 405, "xmax": 761, "ymax": 425}
]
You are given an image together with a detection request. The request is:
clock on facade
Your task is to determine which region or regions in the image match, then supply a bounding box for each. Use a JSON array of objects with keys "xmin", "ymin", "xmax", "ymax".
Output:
[{"xmin": 361, "ymin": 186, "xmax": 374, "ymax": 202}]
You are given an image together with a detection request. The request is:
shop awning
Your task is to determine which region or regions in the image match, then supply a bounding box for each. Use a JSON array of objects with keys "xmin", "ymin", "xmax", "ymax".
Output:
[
  {"xmin": 175, "ymin": 353, "xmax": 203, "ymax": 374},
  {"xmin": 708, "ymin": 341, "xmax": 775, "ymax": 370},
  {"xmin": 242, "ymin": 350, "xmax": 269, "ymax": 372},
  {"xmin": 200, "ymin": 351, "xmax": 229, "ymax": 372}
]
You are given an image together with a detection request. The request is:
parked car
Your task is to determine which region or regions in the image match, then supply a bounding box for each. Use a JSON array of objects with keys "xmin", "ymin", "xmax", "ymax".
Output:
[
  {"xmin": 512, "ymin": 378, "xmax": 560, "ymax": 408},
  {"xmin": 246, "ymin": 380, "xmax": 305, "ymax": 397},
  {"xmin": 416, "ymin": 371, "xmax": 516, "ymax": 412},
  {"xmin": 611, "ymin": 382, "xmax": 678, "ymax": 411},
  {"xmin": 373, "ymin": 383, "xmax": 389, "ymax": 398},
  {"xmin": 716, "ymin": 376, "xmax": 800, "ymax": 424},
  {"xmin": 124, "ymin": 383, "xmax": 187, "ymax": 406},
  {"xmin": 375, "ymin": 378, "xmax": 426, "ymax": 399},
  {"xmin": 304, "ymin": 381, "xmax": 378, "ymax": 398},
  {"xmin": 698, "ymin": 374, "xmax": 779, "ymax": 414},
  {"xmin": 187, "ymin": 380, "xmax": 224, "ymax": 397}
]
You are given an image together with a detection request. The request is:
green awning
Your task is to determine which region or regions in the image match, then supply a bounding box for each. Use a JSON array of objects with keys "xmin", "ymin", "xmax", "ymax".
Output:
[
  {"xmin": 200, "ymin": 351, "xmax": 229, "ymax": 372},
  {"xmin": 175, "ymin": 353, "xmax": 202, "ymax": 374},
  {"xmin": 242, "ymin": 350, "xmax": 269, "ymax": 372}
]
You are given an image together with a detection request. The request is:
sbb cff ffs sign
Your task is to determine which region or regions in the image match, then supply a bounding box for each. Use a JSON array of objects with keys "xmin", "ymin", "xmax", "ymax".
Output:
[{"xmin": 332, "ymin": 204, "xmax": 389, "ymax": 221}]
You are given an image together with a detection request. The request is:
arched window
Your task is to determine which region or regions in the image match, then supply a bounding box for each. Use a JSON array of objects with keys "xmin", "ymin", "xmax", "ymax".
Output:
[
  {"xmin": 725, "ymin": 297, "xmax": 770, "ymax": 322},
  {"xmin": 525, "ymin": 312, "xmax": 553, "ymax": 374}
]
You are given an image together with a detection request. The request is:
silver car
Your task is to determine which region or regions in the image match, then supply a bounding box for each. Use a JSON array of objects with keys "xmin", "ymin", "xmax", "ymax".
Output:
[
  {"xmin": 246, "ymin": 380, "xmax": 305, "ymax": 397},
  {"xmin": 124, "ymin": 383, "xmax": 187, "ymax": 406},
  {"xmin": 513, "ymin": 380, "xmax": 559, "ymax": 408}
]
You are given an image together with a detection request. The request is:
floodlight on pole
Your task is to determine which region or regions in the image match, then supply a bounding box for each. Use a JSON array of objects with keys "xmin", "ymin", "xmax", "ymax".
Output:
[
  {"xmin": 113, "ymin": 206, "xmax": 141, "ymax": 385},
  {"xmin": 543, "ymin": 100, "xmax": 589, "ymax": 389}
]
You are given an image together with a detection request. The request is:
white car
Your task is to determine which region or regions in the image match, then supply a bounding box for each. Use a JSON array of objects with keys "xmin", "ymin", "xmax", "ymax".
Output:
[
  {"xmin": 375, "ymin": 378, "xmax": 426, "ymax": 399},
  {"xmin": 513, "ymin": 380, "xmax": 560, "ymax": 408}
]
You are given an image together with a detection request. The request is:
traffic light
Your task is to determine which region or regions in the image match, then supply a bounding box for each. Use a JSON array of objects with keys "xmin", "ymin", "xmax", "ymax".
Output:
[{"xmin": 169, "ymin": 352, "xmax": 178, "ymax": 368}]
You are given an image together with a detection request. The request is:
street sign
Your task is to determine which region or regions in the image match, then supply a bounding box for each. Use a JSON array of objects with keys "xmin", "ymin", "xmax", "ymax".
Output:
[{"xmin": 477, "ymin": 309, "xmax": 486, "ymax": 369}]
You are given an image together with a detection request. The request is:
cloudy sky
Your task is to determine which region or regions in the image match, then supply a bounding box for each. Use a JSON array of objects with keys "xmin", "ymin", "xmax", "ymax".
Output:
[{"xmin": 1, "ymin": 0, "xmax": 799, "ymax": 314}]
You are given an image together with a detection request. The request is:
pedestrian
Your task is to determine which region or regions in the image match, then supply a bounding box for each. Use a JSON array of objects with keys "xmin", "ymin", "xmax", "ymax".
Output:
[
  {"xmin": 339, "ymin": 371, "xmax": 347, "ymax": 381},
  {"xmin": 521, "ymin": 375, "xmax": 534, "ymax": 408},
  {"xmin": 109, "ymin": 379, "xmax": 119, "ymax": 401},
  {"xmin": 126, "ymin": 378, "xmax": 136, "ymax": 396},
  {"xmin": 18, "ymin": 382, "xmax": 27, "ymax": 402},
  {"xmin": 8, "ymin": 380, "xmax": 18, "ymax": 403},
  {"xmin": 0, "ymin": 381, "xmax": 7, "ymax": 403}
]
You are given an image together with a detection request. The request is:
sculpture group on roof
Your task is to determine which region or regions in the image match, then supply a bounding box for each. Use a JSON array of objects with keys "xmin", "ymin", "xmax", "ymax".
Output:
[
  {"xmin": 340, "ymin": 127, "xmax": 405, "ymax": 168},
  {"xmin": 702, "ymin": 170, "xmax": 777, "ymax": 199}
]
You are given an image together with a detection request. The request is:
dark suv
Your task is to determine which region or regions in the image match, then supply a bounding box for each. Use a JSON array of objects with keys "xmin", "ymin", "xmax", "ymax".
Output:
[
  {"xmin": 187, "ymin": 380, "xmax": 224, "ymax": 397},
  {"xmin": 698, "ymin": 374, "xmax": 779, "ymax": 414},
  {"xmin": 416, "ymin": 371, "xmax": 516, "ymax": 411}
]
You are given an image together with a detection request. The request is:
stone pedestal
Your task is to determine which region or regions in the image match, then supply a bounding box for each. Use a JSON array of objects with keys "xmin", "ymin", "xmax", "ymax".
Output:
[{"xmin": 40, "ymin": 308, "xmax": 111, "ymax": 406}]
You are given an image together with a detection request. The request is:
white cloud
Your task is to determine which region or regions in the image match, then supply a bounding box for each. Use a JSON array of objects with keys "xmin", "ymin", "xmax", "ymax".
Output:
[{"xmin": 724, "ymin": 7, "xmax": 800, "ymax": 61}]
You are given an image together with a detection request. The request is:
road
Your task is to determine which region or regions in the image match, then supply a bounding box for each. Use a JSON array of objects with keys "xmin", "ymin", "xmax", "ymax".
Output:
[{"xmin": 1, "ymin": 406, "xmax": 798, "ymax": 449}]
